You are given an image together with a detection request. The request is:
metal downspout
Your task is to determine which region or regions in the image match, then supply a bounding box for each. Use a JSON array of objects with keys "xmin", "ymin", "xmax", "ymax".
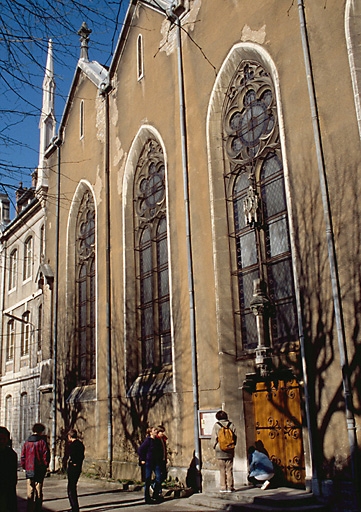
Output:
[
  {"xmin": 103, "ymin": 88, "xmax": 113, "ymax": 477},
  {"xmin": 0, "ymin": 238, "xmax": 7, "ymax": 383},
  {"xmin": 298, "ymin": 0, "xmax": 359, "ymax": 493},
  {"xmin": 138, "ymin": 0, "xmax": 201, "ymax": 486},
  {"xmin": 173, "ymin": 10, "xmax": 201, "ymax": 486},
  {"xmin": 51, "ymin": 137, "xmax": 61, "ymax": 471}
]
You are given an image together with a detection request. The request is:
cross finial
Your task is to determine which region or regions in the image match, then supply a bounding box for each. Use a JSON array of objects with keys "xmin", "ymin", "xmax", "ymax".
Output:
[{"xmin": 77, "ymin": 22, "xmax": 92, "ymax": 61}]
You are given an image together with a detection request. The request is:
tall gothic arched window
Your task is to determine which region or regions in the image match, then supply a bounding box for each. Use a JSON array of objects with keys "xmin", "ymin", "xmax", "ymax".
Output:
[
  {"xmin": 223, "ymin": 61, "xmax": 298, "ymax": 352},
  {"xmin": 76, "ymin": 190, "xmax": 96, "ymax": 382},
  {"xmin": 134, "ymin": 140, "xmax": 171, "ymax": 370}
]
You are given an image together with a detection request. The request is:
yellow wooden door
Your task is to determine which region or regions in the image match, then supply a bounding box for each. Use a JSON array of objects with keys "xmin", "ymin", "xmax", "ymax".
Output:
[{"xmin": 252, "ymin": 379, "xmax": 305, "ymax": 487}]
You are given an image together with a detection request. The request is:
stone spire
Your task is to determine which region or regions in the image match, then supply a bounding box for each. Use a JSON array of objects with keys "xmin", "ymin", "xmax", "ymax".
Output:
[
  {"xmin": 78, "ymin": 22, "xmax": 92, "ymax": 61},
  {"xmin": 37, "ymin": 39, "xmax": 56, "ymax": 193}
]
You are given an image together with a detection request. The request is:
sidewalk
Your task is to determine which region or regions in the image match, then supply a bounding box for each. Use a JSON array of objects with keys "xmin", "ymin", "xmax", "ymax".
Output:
[{"xmin": 16, "ymin": 472, "xmax": 207, "ymax": 512}]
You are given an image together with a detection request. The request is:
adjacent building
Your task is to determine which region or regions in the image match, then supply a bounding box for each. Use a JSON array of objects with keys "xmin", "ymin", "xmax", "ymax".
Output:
[{"xmin": 0, "ymin": 40, "xmax": 55, "ymax": 457}]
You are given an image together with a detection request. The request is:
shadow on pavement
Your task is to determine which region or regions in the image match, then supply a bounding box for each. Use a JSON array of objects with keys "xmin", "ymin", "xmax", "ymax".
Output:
[{"xmin": 17, "ymin": 496, "xmax": 53, "ymax": 512}]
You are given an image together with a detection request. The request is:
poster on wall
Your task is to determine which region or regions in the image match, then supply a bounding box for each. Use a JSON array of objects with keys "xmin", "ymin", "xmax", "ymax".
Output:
[{"xmin": 198, "ymin": 409, "xmax": 218, "ymax": 438}]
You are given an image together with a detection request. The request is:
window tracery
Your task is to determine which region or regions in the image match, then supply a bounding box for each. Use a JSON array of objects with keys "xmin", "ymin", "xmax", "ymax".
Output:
[
  {"xmin": 223, "ymin": 61, "xmax": 297, "ymax": 352},
  {"xmin": 76, "ymin": 190, "xmax": 96, "ymax": 382},
  {"xmin": 133, "ymin": 140, "xmax": 171, "ymax": 370}
]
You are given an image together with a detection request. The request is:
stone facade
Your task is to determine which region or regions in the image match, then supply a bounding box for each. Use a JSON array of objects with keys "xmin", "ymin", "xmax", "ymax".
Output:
[{"xmin": 40, "ymin": 0, "xmax": 360, "ymax": 507}]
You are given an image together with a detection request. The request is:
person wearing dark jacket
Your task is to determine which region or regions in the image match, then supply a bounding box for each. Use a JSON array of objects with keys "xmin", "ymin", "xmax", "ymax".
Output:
[
  {"xmin": 156, "ymin": 426, "xmax": 168, "ymax": 487},
  {"xmin": 67, "ymin": 429, "xmax": 85, "ymax": 512},
  {"xmin": 0, "ymin": 426, "xmax": 17, "ymax": 512},
  {"xmin": 138, "ymin": 427, "xmax": 164, "ymax": 504},
  {"xmin": 21, "ymin": 423, "xmax": 50, "ymax": 512}
]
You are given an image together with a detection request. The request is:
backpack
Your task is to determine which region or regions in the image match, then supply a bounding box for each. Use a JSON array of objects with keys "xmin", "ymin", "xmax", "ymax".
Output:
[{"xmin": 217, "ymin": 421, "xmax": 235, "ymax": 452}]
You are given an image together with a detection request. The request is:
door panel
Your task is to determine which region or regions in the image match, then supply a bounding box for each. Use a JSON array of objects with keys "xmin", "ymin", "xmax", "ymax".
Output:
[{"xmin": 252, "ymin": 379, "xmax": 305, "ymax": 486}]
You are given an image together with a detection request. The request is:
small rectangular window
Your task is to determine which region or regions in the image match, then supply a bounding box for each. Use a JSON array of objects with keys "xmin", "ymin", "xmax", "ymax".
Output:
[
  {"xmin": 6, "ymin": 321, "xmax": 15, "ymax": 361},
  {"xmin": 80, "ymin": 100, "xmax": 84, "ymax": 139},
  {"xmin": 137, "ymin": 34, "xmax": 144, "ymax": 81}
]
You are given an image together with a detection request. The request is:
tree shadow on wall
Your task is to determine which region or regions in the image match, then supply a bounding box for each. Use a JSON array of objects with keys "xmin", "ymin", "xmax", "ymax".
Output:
[{"xmin": 292, "ymin": 161, "xmax": 361, "ymax": 482}]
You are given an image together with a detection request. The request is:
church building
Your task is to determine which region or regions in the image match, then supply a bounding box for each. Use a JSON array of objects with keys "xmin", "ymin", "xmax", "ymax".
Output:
[{"xmin": 40, "ymin": 1, "xmax": 360, "ymax": 508}]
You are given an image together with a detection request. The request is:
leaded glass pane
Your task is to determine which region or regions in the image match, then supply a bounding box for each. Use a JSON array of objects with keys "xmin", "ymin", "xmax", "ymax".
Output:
[
  {"xmin": 240, "ymin": 269, "xmax": 260, "ymax": 309},
  {"xmin": 268, "ymin": 259, "xmax": 294, "ymax": 301},
  {"xmin": 143, "ymin": 337, "xmax": 154, "ymax": 368},
  {"xmin": 142, "ymin": 306, "xmax": 154, "ymax": 337},
  {"xmin": 237, "ymin": 231, "xmax": 258, "ymax": 268},
  {"xmin": 262, "ymin": 178, "xmax": 286, "ymax": 219},
  {"xmin": 79, "ymin": 303, "xmax": 86, "ymax": 327},
  {"xmin": 161, "ymin": 333, "xmax": 172, "ymax": 365},
  {"xmin": 233, "ymin": 172, "xmax": 249, "ymax": 233},
  {"xmin": 234, "ymin": 197, "xmax": 246, "ymax": 232},
  {"xmin": 262, "ymin": 153, "xmax": 282, "ymax": 179},
  {"xmin": 141, "ymin": 275, "xmax": 153, "ymax": 304},
  {"xmin": 241, "ymin": 311, "xmax": 258, "ymax": 349},
  {"xmin": 159, "ymin": 301, "xmax": 170, "ymax": 331},
  {"xmin": 268, "ymin": 217, "xmax": 289, "ymax": 257},
  {"xmin": 159, "ymin": 268, "xmax": 169, "ymax": 297},
  {"xmin": 80, "ymin": 331, "xmax": 87, "ymax": 357},
  {"xmin": 157, "ymin": 237, "xmax": 168, "ymax": 266},
  {"xmin": 272, "ymin": 302, "xmax": 298, "ymax": 344}
]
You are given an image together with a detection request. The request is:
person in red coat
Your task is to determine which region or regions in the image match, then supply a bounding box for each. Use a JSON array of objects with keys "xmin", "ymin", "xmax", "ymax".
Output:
[{"xmin": 21, "ymin": 423, "xmax": 50, "ymax": 512}]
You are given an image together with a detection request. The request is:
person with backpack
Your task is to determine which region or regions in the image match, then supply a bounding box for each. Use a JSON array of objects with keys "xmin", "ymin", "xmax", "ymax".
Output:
[
  {"xmin": 21, "ymin": 423, "xmax": 50, "ymax": 512},
  {"xmin": 211, "ymin": 410, "xmax": 237, "ymax": 493}
]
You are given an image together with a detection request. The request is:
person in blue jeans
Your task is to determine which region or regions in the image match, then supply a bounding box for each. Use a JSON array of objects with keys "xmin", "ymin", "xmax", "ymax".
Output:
[
  {"xmin": 138, "ymin": 427, "xmax": 164, "ymax": 504},
  {"xmin": 247, "ymin": 445, "xmax": 275, "ymax": 490}
]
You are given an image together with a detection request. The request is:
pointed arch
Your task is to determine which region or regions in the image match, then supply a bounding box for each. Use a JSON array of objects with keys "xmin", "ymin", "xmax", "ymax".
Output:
[
  {"xmin": 123, "ymin": 126, "xmax": 174, "ymax": 391},
  {"xmin": 206, "ymin": 43, "xmax": 300, "ymax": 356},
  {"xmin": 67, "ymin": 181, "xmax": 97, "ymax": 384}
]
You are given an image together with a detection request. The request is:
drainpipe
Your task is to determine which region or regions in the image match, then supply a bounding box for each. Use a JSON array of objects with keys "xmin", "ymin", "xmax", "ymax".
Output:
[
  {"xmin": 298, "ymin": 0, "xmax": 359, "ymax": 493},
  {"xmin": 51, "ymin": 136, "xmax": 62, "ymax": 471},
  {"xmin": 100, "ymin": 82, "xmax": 113, "ymax": 477},
  {"xmin": 139, "ymin": 0, "xmax": 201, "ymax": 486},
  {"xmin": 168, "ymin": 5, "xmax": 201, "ymax": 487},
  {"xmin": 0, "ymin": 237, "xmax": 7, "ymax": 380}
]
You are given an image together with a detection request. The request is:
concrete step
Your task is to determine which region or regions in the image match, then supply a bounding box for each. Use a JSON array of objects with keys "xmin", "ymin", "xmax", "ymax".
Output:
[
  {"xmin": 227, "ymin": 501, "xmax": 329, "ymax": 512},
  {"xmin": 188, "ymin": 487, "xmax": 330, "ymax": 512}
]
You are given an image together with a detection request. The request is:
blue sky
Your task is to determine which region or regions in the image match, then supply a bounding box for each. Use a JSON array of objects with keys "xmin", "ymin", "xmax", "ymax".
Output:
[{"xmin": 0, "ymin": 0, "xmax": 130, "ymax": 215}]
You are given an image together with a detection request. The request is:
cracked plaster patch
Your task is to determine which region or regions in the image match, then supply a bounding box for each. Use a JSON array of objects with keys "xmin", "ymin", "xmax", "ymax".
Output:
[
  {"xmin": 118, "ymin": 157, "xmax": 127, "ymax": 197},
  {"xmin": 96, "ymin": 95, "xmax": 105, "ymax": 143},
  {"xmin": 160, "ymin": 0, "xmax": 202, "ymax": 56},
  {"xmin": 113, "ymin": 136, "xmax": 125, "ymax": 168},
  {"xmin": 110, "ymin": 94, "xmax": 118, "ymax": 127},
  {"xmin": 94, "ymin": 165, "xmax": 103, "ymax": 205},
  {"xmin": 241, "ymin": 24, "xmax": 266, "ymax": 45}
]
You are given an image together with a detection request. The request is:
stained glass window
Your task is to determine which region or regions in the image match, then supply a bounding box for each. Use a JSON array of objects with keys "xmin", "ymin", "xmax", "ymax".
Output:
[
  {"xmin": 224, "ymin": 61, "xmax": 298, "ymax": 351},
  {"xmin": 134, "ymin": 140, "xmax": 171, "ymax": 369},
  {"xmin": 76, "ymin": 191, "xmax": 96, "ymax": 382}
]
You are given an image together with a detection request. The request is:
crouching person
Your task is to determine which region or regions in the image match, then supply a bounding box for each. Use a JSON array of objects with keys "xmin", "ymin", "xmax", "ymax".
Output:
[{"xmin": 247, "ymin": 445, "xmax": 275, "ymax": 490}]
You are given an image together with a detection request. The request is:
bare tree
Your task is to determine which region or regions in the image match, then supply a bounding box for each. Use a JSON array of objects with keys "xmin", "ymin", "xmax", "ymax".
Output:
[{"xmin": 0, "ymin": 0, "xmax": 128, "ymax": 191}]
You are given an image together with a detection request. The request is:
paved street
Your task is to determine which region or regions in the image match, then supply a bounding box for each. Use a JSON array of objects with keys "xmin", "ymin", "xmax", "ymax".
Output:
[{"xmin": 16, "ymin": 472, "xmax": 213, "ymax": 512}]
